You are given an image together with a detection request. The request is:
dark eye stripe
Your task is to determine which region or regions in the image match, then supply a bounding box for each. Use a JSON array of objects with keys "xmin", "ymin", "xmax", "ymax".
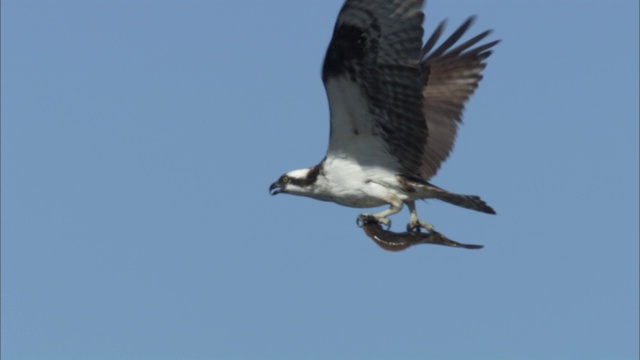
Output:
[{"xmin": 288, "ymin": 165, "xmax": 322, "ymax": 187}]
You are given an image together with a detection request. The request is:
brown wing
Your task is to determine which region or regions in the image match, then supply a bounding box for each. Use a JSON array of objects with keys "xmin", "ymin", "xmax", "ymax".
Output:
[
  {"xmin": 418, "ymin": 17, "xmax": 499, "ymax": 180},
  {"xmin": 322, "ymin": 0, "xmax": 428, "ymax": 176}
]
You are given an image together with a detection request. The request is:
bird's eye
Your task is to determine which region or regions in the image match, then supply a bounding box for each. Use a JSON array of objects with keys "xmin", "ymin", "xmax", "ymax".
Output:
[{"xmin": 282, "ymin": 176, "xmax": 289, "ymax": 183}]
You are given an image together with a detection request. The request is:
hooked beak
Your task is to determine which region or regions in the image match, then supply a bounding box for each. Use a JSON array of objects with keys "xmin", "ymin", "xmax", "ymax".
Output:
[{"xmin": 269, "ymin": 182, "xmax": 282, "ymax": 196}]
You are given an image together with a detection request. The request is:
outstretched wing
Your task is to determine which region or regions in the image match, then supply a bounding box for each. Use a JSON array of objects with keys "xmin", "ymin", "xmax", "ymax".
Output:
[
  {"xmin": 418, "ymin": 17, "xmax": 499, "ymax": 179},
  {"xmin": 322, "ymin": 0, "xmax": 427, "ymax": 175}
]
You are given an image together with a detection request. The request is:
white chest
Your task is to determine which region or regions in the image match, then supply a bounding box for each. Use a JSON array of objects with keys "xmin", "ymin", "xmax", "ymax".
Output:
[{"xmin": 311, "ymin": 157, "xmax": 406, "ymax": 208}]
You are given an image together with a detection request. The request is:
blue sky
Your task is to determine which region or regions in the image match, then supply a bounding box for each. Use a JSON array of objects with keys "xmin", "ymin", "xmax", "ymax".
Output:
[{"xmin": 2, "ymin": 0, "xmax": 638, "ymax": 359}]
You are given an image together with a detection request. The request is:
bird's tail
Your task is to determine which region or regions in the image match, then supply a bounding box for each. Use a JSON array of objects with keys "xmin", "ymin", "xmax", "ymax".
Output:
[
  {"xmin": 399, "ymin": 175, "xmax": 496, "ymax": 215},
  {"xmin": 433, "ymin": 190, "xmax": 496, "ymax": 215}
]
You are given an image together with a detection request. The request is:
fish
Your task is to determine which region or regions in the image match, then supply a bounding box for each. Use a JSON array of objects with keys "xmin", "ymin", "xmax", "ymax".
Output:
[{"xmin": 358, "ymin": 215, "xmax": 484, "ymax": 251}]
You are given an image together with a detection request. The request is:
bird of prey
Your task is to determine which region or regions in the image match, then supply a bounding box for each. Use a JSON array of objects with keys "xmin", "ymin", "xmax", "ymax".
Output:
[{"xmin": 270, "ymin": 0, "xmax": 498, "ymax": 234}]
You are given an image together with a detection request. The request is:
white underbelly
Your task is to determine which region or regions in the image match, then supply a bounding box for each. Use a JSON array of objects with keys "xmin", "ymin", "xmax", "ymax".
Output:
[
  {"xmin": 313, "ymin": 156, "xmax": 408, "ymax": 208},
  {"xmin": 324, "ymin": 188, "xmax": 389, "ymax": 208}
]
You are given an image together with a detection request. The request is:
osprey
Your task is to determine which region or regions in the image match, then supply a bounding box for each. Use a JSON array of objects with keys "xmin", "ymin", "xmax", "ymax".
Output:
[{"xmin": 270, "ymin": 0, "xmax": 498, "ymax": 233}]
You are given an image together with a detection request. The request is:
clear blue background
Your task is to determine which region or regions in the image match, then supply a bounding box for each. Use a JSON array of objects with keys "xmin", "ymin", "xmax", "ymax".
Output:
[{"xmin": 2, "ymin": 0, "xmax": 638, "ymax": 359}]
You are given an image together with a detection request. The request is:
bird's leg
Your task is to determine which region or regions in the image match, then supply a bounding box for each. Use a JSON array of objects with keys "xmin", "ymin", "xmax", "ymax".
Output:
[
  {"xmin": 406, "ymin": 201, "xmax": 435, "ymax": 232},
  {"xmin": 358, "ymin": 202, "xmax": 403, "ymax": 229}
]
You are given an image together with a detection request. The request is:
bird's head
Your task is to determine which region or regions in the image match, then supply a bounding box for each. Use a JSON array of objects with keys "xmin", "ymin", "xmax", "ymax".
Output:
[{"xmin": 269, "ymin": 167, "xmax": 320, "ymax": 197}]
